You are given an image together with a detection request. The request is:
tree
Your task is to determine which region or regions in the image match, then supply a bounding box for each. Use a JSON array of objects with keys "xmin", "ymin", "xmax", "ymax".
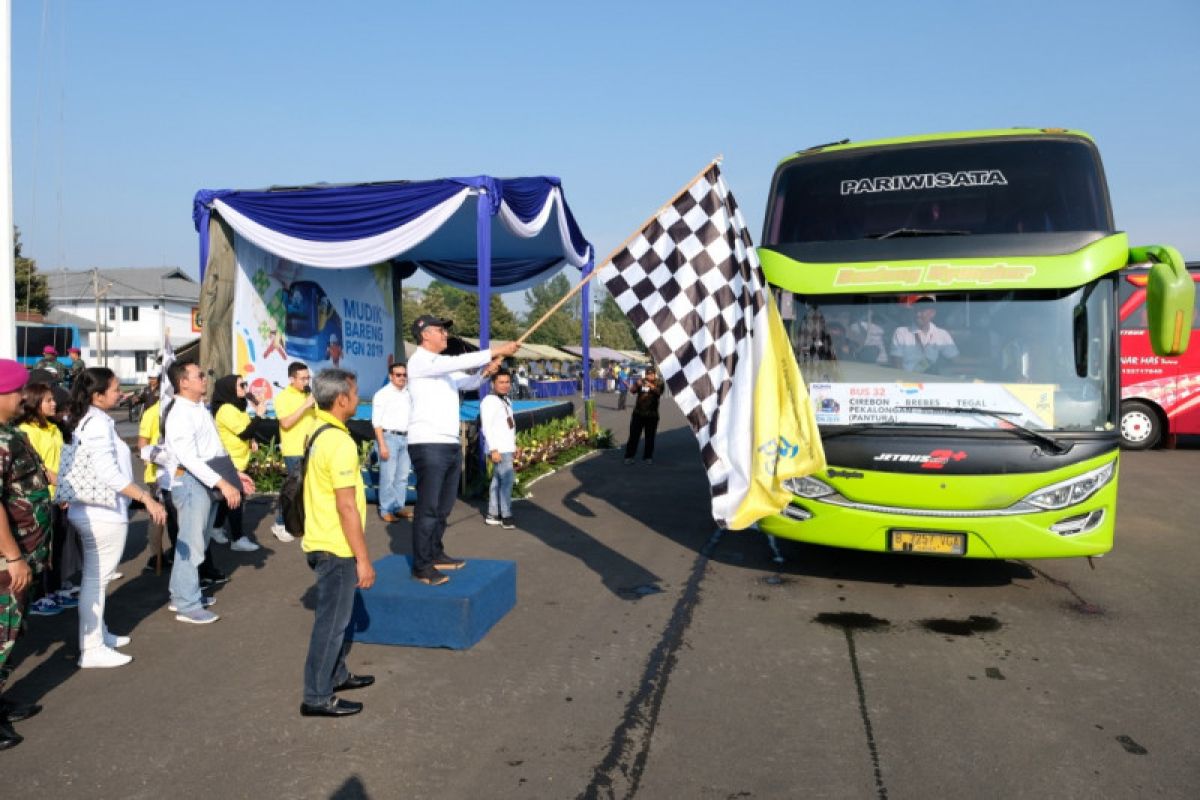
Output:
[
  {"xmin": 594, "ymin": 291, "xmax": 641, "ymax": 351},
  {"xmin": 401, "ymin": 287, "xmax": 424, "ymax": 330},
  {"xmin": 487, "ymin": 295, "xmax": 521, "ymax": 341},
  {"xmin": 408, "ymin": 282, "xmax": 521, "ymax": 342},
  {"xmin": 522, "ymin": 273, "xmax": 579, "ymax": 345},
  {"xmin": 14, "ymin": 227, "xmax": 49, "ymax": 315}
]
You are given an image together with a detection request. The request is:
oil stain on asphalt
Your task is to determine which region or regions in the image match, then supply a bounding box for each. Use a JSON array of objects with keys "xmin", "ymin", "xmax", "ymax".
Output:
[{"xmin": 919, "ymin": 615, "xmax": 1002, "ymax": 637}]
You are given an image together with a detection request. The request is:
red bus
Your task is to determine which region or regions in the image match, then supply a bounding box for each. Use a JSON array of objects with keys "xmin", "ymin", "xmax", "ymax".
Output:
[{"xmin": 1119, "ymin": 261, "xmax": 1200, "ymax": 448}]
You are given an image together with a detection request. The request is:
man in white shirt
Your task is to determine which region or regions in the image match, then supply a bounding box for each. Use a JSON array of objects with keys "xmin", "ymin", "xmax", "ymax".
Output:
[
  {"xmin": 371, "ymin": 362, "xmax": 413, "ymax": 523},
  {"xmin": 480, "ymin": 368, "xmax": 517, "ymax": 529},
  {"xmin": 163, "ymin": 360, "xmax": 242, "ymax": 624},
  {"xmin": 406, "ymin": 315, "xmax": 518, "ymax": 585},
  {"xmin": 890, "ymin": 296, "xmax": 959, "ymax": 373}
]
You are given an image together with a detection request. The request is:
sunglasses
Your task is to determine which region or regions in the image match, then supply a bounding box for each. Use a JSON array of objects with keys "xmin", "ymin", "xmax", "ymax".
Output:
[{"xmin": 238, "ymin": 382, "xmax": 248, "ymax": 389}]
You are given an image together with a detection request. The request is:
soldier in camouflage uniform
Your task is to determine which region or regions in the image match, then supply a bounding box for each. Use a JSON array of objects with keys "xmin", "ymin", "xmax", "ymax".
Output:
[
  {"xmin": 31, "ymin": 345, "xmax": 64, "ymax": 384},
  {"xmin": 0, "ymin": 359, "xmax": 52, "ymax": 750},
  {"xmin": 64, "ymin": 346, "xmax": 86, "ymax": 388}
]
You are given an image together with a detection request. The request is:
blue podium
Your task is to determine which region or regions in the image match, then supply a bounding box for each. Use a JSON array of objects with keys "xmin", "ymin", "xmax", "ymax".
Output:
[{"xmin": 349, "ymin": 555, "xmax": 516, "ymax": 649}]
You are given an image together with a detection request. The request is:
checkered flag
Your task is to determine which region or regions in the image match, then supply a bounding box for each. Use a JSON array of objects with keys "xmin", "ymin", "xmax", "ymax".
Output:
[{"xmin": 599, "ymin": 163, "xmax": 824, "ymax": 529}]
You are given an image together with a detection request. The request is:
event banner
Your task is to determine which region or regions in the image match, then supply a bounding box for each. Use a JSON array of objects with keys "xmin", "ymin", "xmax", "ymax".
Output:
[
  {"xmin": 232, "ymin": 236, "xmax": 396, "ymax": 405},
  {"xmin": 809, "ymin": 382, "xmax": 1055, "ymax": 428}
]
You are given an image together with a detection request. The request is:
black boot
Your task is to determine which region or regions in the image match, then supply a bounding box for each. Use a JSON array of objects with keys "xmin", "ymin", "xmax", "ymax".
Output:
[{"xmin": 0, "ymin": 718, "xmax": 22, "ymax": 750}]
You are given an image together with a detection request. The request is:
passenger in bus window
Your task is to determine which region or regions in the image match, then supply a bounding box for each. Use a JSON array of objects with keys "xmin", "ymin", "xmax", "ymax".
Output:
[
  {"xmin": 826, "ymin": 322, "xmax": 853, "ymax": 361},
  {"xmin": 848, "ymin": 311, "xmax": 887, "ymax": 364},
  {"xmin": 890, "ymin": 296, "xmax": 959, "ymax": 373}
]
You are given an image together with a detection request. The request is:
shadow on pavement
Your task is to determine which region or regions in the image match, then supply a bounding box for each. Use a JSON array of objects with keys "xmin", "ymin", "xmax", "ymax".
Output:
[{"xmin": 6, "ymin": 496, "xmax": 287, "ymax": 706}]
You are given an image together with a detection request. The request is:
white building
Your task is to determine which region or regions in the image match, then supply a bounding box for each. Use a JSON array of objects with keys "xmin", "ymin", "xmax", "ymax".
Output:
[{"xmin": 46, "ymin": 267, "xmax": 200, "ymax": 381}]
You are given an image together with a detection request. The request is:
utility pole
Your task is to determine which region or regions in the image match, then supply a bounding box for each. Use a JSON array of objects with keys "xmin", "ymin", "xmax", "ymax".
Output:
[
  {"xmin": 0, "ymin": 1, "xmax": 15, "ymax": 359},
  {"xmin": 91, "ymin": 268, "xmax": 111, "ymax": 367}
]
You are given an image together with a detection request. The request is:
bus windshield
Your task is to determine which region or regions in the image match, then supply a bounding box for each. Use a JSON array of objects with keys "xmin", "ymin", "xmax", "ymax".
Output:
[
  {"xmin": 786, "ymin": 281, "xmax": 1117, "ymax": 434},
  {"xmin": 767, "ymin": 137, "xmax": 1112, "ymax": 245}
]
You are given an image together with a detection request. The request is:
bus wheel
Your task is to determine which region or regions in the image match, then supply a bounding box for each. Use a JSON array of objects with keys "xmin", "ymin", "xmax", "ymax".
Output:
[{"xmin": 1120, "ymin": 400, "xmax": 1161, "ymax": 450}]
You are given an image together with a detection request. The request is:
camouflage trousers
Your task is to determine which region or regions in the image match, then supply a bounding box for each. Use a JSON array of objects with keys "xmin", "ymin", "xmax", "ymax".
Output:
[{"xmin": 0, "ymin": 587, "xmax": 29, "ymax": 696}]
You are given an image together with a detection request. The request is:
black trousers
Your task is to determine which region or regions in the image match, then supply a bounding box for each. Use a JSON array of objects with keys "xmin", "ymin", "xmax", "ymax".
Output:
[
  {"xmin": 408, "ymin": 443, "xmax": 461, "ymax": 572},
  {"xmin": 625, "ymin": 415, "xmax": 659, "ymax": 460}
]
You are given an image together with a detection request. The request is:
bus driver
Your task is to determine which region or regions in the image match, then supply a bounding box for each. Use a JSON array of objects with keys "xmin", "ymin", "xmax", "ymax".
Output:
[{"xmin": 890, "ymin": 295, "xmax": 959, "ymax": 373}]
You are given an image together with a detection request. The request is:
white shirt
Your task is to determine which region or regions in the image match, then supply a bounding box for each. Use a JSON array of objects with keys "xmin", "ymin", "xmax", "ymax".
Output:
[
  {"xmin": 163, "ymin": 396, "xmax": 229, "ymax": 488},
  {"xmin": 371, "ymin": 383, "xmax": 412, "ymax": 433},
  {"xmin": 479, "ymin": 393, "xmax": 516, "ymax": 454},
  {"xmin": 407, "ymin": 347, "xmax": 492, "ymax": 445},
  {"xmin": 891, "ymin": 321, "xmax": 959, "ymax": 372},
  {"xmin": 67, "ymin": 406, "xmax": 133, "ymax": 525}
]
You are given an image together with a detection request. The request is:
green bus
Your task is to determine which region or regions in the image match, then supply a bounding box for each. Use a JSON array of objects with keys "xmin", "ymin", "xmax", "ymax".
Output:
[{"xmin": 758, "ymin": 129, "xmax": 1194, "ymax": 559}]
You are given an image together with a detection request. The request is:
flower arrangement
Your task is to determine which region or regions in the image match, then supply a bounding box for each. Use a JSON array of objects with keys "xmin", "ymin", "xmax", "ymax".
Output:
[
  {"xmin": 510, "ymin": 417, "xmax": 613, "ymax": 496},
  {"xmin": 514, "ymin": 417, "xmax": 591, "ymax": 471},
  {"xmin": 245, "ymin": 439, "xmax": 287, "ymax": 494}
]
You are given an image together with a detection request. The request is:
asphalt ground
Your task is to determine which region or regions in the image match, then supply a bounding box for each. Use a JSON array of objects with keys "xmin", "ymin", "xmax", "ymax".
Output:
[{"xmin": 3, "ymin": 400, "xmax": 1199, "ymax": 799}]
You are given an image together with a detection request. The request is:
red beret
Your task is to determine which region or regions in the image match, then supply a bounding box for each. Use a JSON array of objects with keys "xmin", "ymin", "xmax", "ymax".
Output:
[
  {"xmin": 43, "ymin": 345, "xmax": 58, "ymax": 355},
  {"xmin": 0, "ymin": 359, "xmax": 29, "ymax": 393}
]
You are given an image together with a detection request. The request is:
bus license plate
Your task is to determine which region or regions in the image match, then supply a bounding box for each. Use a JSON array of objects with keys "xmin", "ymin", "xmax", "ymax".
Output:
[{"xmin": 889, "ymin": 530, "xmax": 967, "ymax": 556}]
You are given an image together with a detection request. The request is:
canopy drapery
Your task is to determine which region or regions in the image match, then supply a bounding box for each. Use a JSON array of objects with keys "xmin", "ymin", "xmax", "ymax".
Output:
[
  {"xmin": 193, "ymin": 176, "xmax": 596, "ymax": 399},
  {"xmin": 561, "ymin": 344, "xmax": 630, "ymax": 362}
]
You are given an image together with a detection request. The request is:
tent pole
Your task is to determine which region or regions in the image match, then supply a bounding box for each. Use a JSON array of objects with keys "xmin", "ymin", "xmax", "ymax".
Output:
[
  {"xmin": 581, "ymin": 265, "xmax": 591, "ymax": 398},
  {"xmin": 477, "ymin": 188, "xmax": 492, "ymax": 394},
  {"xmin": 581, "ymin": 262, "xmax": 595, "ymax": 433}
]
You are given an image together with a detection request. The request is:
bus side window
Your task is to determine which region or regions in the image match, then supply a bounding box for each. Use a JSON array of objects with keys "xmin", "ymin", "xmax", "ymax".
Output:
[{"xmin": 1118, "ymin": 278, "xmax": 1148, "ymax": 331}]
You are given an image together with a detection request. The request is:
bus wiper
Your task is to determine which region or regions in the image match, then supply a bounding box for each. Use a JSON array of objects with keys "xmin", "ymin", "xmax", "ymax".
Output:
[
  {"xmin": 868, "ymin": 228, "xmax": 972, "ymax": 240},
  {"xmin": 892, "ymin": 405, "xmax": 1072, "ymax": 454}
]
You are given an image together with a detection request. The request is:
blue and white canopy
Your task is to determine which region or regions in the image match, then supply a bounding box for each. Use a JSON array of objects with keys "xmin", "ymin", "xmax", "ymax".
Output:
[
  {"xmin": 193, "ymin": 176, "xmax": 591, "ymax": 291},
  {"xmin": 193, "ymin": 175, "xmax": 597, "ymax": 395}
]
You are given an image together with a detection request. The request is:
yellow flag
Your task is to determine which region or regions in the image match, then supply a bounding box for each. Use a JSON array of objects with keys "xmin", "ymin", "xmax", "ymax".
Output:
[{"xmin": 727, "ymin": 300, "xmax": 826, "ymax": 530}]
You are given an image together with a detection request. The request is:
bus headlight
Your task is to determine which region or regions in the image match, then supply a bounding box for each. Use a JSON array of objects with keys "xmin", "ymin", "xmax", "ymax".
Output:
[
  {"xmin": 783, "ymin": 476, "xmax": 836, "ymax": 499},
  {"xmin": 1021, "ymin": 462, "xmax": 1115, "ymax": 511}
]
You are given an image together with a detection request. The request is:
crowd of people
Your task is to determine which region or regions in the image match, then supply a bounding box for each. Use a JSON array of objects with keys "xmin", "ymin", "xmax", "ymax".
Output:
[{"xmin": 0, "ymin": 313, "xmax": 659, "ymax": 737}]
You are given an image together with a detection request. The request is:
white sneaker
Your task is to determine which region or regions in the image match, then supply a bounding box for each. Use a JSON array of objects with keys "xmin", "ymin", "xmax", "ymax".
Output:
[
  {"xmin": 79, "ymin": 646, "xmax": 133, "ymax": 668},
  {"xmin": 175, "ymin": 608, "xmax": 220, "ymax": 625},
  {"xmin": 209, "ymin": 529, "xmax": 230, "ymax": 545},
  {"xmin": 230, "ymin": 537, "xmax": 261, "ymax": 552},
  {"xmin": 168, "ymin": 596, "xmax": 216, "ymax": 613},
  {"xmin": 271, "ymin": 523, "xmax": 295, "ymax": 543},
  {"xmin": 104, "ymin": 634, "xmax": 132, "ymax": 648},
  {"xmin": 106, "ymin": 571, "xmax": 124, "ymax": 581}
]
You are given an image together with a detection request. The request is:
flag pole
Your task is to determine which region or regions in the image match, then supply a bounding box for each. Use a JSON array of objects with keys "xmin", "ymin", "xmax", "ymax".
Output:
[{"xmin": 515, "ymin": 155, "xmax": 723, "ymax": 346}]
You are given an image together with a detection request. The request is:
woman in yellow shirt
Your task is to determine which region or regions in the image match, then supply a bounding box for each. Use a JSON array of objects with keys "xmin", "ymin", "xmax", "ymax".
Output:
[
  {"xmin": 18, "ymin": 382, "xmax": 72, "ymax": 616},
  {"xmin": 212, "ymin": 375, "xmax": 267, "ymax": 552}
]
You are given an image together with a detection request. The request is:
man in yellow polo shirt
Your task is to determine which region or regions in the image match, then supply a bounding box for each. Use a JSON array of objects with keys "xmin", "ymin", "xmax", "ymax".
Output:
[
  {"xmin": 271, "ymin": 361, "xmax": 316, "ymax": 543},
  {"xmin": 300, "ymin": 368, "xmax": 376, "ymax": 718}
]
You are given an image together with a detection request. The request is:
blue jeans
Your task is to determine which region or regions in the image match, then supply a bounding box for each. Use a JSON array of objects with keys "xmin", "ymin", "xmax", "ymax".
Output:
[
  {"xmin": 488, "ymin": 453, "xmax": 514, "ymax": 518},
  {"xmin": 302, "ymin": 551, "xmax": 357, "ymax": 706},
  {"xmin": 376, "ymin": 432, "xmax": 411, "ymax": 516},
  {"xmin": 408, "ymin": 443, "xmax": 461, "ymax": 572},
  {"xmin": 169, "ymin": 472, "xmax": 218, "ymax": 614},
  {"xmin": 275, "ymin": 455, "xmax": 302, "ymax": 524}
]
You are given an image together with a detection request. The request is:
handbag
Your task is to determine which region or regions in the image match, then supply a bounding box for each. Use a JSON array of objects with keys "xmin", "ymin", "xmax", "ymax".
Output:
[
  {"xmin": 57, "ymin": 417, "xmax": 119, "ymax": 509},
  {"xmin": 205, "ymin": 454, "xmax": 242, "ymax": 503}
]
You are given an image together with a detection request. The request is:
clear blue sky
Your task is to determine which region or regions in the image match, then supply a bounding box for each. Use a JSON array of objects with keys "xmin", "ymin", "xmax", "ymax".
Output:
[{"xmin": 12, "ymin": 0, "xmax": 1200, "ymax": 311}]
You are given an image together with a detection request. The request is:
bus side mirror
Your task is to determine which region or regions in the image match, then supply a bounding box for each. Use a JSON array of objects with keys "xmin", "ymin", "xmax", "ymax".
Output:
[{"xmin": 1132, "ymin": 245, "xmax": 1195, "ymax": 357}]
